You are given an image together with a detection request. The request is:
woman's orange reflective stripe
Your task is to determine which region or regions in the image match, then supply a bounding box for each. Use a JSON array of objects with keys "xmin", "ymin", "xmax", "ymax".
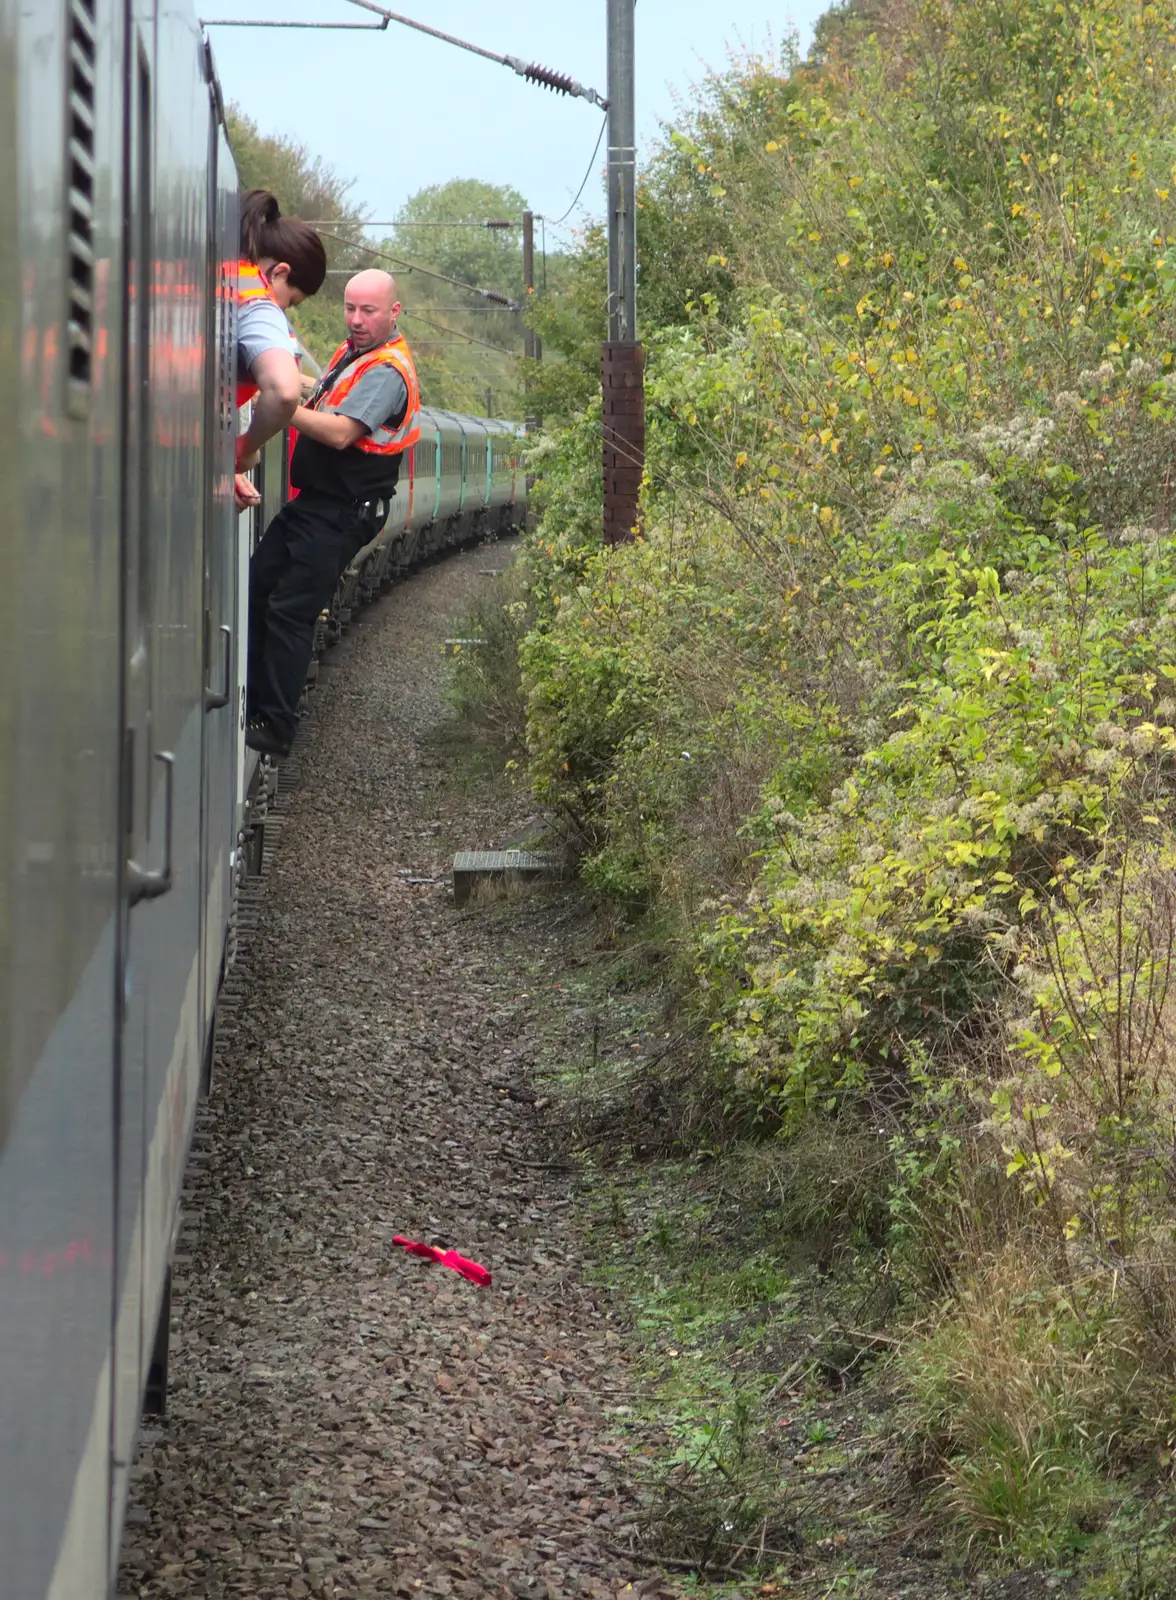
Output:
[{"xmin": 235, "ymin": 259, "xmax": 283, "ymax": 408}]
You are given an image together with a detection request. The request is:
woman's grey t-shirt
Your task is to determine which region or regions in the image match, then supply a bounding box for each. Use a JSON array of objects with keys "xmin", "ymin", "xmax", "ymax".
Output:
[{"xmin": 238, "ymin": 296, "xmax": 297, "ymax": 381}]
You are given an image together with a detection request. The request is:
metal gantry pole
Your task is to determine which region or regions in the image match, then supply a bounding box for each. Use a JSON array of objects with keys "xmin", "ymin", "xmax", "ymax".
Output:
[
  {"xmin": 606, "ymin": 0, "xmax": 636, "ymax": 345},
  {"xmin": 602, "ymin": 0, "xmax": 643, "ymax": 544}
]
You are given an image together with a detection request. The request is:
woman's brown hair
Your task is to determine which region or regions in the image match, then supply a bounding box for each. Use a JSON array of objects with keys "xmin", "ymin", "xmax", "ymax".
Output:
[{"xmin": 239, "ymin": 189, "xmax": 327, "ymax": 296}]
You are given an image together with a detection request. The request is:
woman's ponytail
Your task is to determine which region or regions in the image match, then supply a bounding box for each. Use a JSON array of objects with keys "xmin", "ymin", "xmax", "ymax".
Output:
[
  {"xmin": 239, "ymin": 188, "xmax": 327, "ymax": 297},
  {"xmin": 239, "ymin": 189, "xmax": 282, "ymax": 263}
]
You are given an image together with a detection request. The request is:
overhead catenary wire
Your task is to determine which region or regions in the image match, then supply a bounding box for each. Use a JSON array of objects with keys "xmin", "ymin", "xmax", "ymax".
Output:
[
  {"xmin": 342, "ymin": 0, "xmax": 608, "ymax": 110},
  {"xmin": 323, "ymin": 276, "xmax": 518, "ymax": 312},
  {"xmin": 307, "ymin": 220, "xmax": 519, "ymax": 229},
  {"xmin": 201, "ymin": 15, "xmax": 387, "ymax": 27},
  {"xmin": 399, "ymin": 306, "xmax": 520, "ymax": 359},
  {"xmin": 316, "ymin": 227, "xmax": 521, "ymax": 310}
]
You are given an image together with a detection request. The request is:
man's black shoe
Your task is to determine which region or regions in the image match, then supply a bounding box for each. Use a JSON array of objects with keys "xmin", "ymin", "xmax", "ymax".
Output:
[{"xmin": 244, "ymin": 717, "xmax": 291, "ymax": 758}]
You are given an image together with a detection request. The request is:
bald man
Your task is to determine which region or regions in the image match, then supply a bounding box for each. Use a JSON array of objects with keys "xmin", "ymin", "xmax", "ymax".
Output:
[{"xmin": 245, "ymin": 269, "xmax": 421, "ymax": 757}]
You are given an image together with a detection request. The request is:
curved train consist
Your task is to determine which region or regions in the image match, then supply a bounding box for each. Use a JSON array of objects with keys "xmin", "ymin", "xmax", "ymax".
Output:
[
  {"xmin": 0, "ymin": 3, "xmax": 524, "ymax": 1595},
  {"xmin": 258, "ymin": 394, "xmax": 525, "ymax": 643}
]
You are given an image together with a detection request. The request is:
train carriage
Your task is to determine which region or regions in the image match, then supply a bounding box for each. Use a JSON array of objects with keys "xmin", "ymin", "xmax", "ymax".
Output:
[
  {"xmin": 0, "ymin": 1, "xmax": 240, "ymax": 1590},
  {"xmin": 336, "ymin": 406, "xmax": 525, "ymax": 609},
  {"xmin": 486, "ymin": 418, "xmax": 526, "ymax": 536},
  {"xmin": 0, "ymin": 4, "xmax": 525, "ymax": 1593}
]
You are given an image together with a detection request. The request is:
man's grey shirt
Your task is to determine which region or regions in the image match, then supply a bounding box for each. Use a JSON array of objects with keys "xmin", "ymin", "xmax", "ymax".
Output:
[{"xmin": 331, "ymin": 363, "xmax": 408, "ymax": 434}]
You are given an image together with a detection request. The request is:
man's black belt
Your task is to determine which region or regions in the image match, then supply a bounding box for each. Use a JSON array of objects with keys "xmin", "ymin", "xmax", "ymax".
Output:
[{"xmin": 295, "ymin": 487, "xmax": 393, "ymax": 517}]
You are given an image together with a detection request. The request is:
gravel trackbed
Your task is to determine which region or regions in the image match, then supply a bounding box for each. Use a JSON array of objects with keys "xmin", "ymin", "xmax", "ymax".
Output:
[{"xmin": 118, "ymin": 545, "xmax": 672, "ymax": 1600}]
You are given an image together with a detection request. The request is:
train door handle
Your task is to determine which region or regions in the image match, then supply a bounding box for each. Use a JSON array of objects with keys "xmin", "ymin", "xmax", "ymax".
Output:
[
  {"xmin": 203, "ymin": 624, "xmax": 232, "ymax": 711},
  {"xmin": 126, "ymin": 751, "xmax": 175, "ymax": 905}
]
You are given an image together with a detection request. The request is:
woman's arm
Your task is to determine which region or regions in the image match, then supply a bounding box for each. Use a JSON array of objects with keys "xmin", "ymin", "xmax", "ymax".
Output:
[{"xmin": 235, "ymin": 346, "xmax": 302, "ymax": 467}]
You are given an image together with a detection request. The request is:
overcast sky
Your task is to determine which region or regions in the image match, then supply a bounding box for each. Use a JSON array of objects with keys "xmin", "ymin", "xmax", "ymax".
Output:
[{"xmin": 204, "ymin": 1, "xmax": 829, "ymax": 241}]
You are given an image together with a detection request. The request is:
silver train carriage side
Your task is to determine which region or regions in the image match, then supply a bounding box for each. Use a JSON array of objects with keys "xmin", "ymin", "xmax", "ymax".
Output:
[{"xmin": 0, "ymin": 3, "xmax": 525, "ymax": 1594}]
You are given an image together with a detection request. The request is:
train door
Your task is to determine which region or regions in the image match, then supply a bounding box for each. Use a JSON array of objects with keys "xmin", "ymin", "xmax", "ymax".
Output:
[{"xmin": 111, "ymin": 6, "xmax": 158, "ymax": 1545}]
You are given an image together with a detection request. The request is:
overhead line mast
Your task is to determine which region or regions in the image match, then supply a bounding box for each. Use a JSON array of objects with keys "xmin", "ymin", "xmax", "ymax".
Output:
[{"xmin": 602, "ymin": 0, "xmax": 642, "ymax": 544}]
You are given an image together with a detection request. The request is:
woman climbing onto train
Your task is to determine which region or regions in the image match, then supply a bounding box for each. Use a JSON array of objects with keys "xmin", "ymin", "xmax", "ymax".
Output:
[{"xmin": 234, "ymin": 189, "xmax": 327, "ymax": 510}]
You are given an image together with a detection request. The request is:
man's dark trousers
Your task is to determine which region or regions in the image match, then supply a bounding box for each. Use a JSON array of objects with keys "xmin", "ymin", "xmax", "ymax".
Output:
[{"xmin": 247, "ymin": 489, "xmax": 366, "ymax": 743}]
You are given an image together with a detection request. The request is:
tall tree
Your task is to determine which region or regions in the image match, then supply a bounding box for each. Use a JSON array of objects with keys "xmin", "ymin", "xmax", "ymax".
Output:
[
  {"xmin": 378, "ymin": 178, "xmax": 530, "ymax": 416},
  {"xmin": 225, "ymin": 107, "xmax": 364, "ymax": 226}
]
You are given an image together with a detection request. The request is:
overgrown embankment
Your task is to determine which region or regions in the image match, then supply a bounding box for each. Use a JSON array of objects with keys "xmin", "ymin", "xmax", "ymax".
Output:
[{"xmin": 459, "ymin": 0, "xmax": 1176, "ymax": 1587}]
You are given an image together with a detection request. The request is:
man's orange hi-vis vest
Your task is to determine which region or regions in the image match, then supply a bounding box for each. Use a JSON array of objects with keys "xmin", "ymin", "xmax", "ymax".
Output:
[
  {"xmin": 235, "ymin": 259, "xmax": 285, "ymax": 408},
  {"xmin": 311, "ymin": 332, "xmax": 421, "ymax": 455}
]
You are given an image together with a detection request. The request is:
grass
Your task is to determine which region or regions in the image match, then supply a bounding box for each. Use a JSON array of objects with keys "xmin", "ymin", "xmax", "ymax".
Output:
[
  {"xmin": 555, "ymin": 1008, "xmax": 899, "ymax": 1586},
  {"xmin": 575, "ymin": 1142, "xmax": 918, "ymax": 1587},
  {"xmin": 442, "ymin": 542, "xmax": 529, "ymax": 754},
  {"xmin": 565, "ymin": 1066, "xmax": 814, "ymax": 1577}
]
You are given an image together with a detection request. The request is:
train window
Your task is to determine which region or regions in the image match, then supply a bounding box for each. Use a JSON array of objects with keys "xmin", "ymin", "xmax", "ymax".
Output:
[{"xmin": 65, "ymin": 0, "xmax": 97, "ymax": 419}]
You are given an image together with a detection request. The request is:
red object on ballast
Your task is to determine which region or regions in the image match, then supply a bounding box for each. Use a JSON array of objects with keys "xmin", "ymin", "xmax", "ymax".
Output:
[{"xmin": 393, "ymin": 1236, "xmax": 492, "ymax": 1287}]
